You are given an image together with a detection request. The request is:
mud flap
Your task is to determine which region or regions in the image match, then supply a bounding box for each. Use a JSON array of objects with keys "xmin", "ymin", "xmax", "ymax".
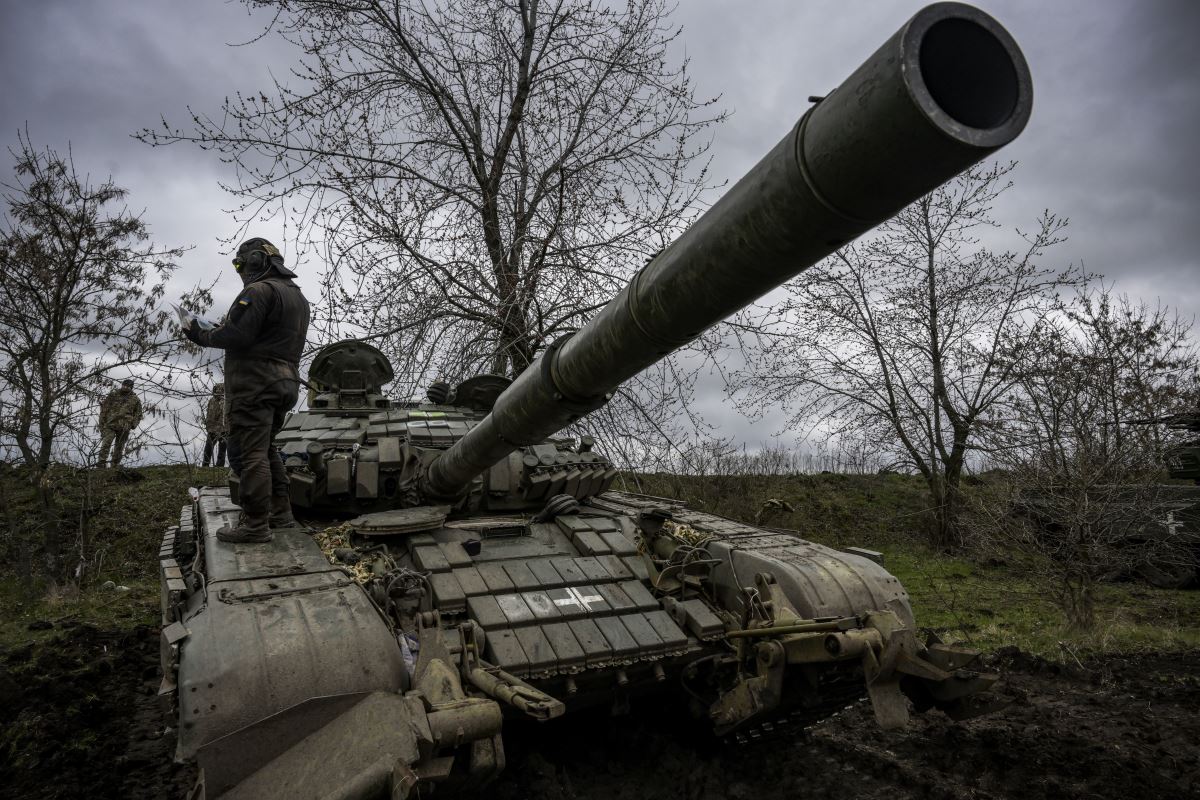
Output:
[{"xmin": 863, "ymin": 650, "xmax": 910, "ymax": 730}]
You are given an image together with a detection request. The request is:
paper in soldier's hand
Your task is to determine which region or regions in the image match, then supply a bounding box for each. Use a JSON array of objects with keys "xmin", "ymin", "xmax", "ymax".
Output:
[{"xmin": 172, "ymin": 303, "xmax": 216, "ymax": 332}]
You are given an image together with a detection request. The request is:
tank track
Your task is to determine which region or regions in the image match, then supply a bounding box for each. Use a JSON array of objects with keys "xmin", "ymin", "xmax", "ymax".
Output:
[{"xmin": 725, "ymin": 678, "xmax": 866, "ymax": 746}]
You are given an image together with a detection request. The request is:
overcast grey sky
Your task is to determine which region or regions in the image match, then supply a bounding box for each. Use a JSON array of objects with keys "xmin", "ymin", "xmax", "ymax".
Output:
[{"xmin": 1, "ymin": 0, "xmax": 1197, "ymax": 450}]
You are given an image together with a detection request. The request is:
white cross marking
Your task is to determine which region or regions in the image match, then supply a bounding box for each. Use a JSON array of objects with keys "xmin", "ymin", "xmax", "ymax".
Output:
[{"xmin": 553, "ymin": 586, "xmax": 604, "ymax": 612}]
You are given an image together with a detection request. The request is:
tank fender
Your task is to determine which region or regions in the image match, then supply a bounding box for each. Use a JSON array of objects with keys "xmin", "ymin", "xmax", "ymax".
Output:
[
  {"xmin": 176, "ymin": 572, "xmax": 406, "ymax": 760},
  {"xmin": 704, "ymin": 539, "xmax": 914, "ymax": 625}
]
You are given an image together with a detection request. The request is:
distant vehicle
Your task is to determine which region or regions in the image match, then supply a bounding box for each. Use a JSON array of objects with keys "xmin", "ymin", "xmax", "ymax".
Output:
[
  {"xmin": 1012, "ymin": 413, "xmax": 1200, "ymax": 590},
  {"xmin": 1116, "ymin": 413, "xmax": 1198, "ymax": 588},
  {"xmin": 157, "ymin": 5, "xmax": 1032, "ymax": 797},
  {"xmin": 1014, "ymin": 483, "xmax": 1200, "ymax": 589}
]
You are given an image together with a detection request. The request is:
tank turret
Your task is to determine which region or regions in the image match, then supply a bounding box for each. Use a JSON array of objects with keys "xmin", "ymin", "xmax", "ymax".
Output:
[{"xmin": 1113, "ymin": 414, "xmax": 1200, "ymax": 482}]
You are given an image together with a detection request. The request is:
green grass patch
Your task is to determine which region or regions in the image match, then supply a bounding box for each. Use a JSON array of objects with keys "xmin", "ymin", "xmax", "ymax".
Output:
[
  {"xmin": 0, "ymin": 577, "xmax": 160, "ymax": 650},
  {"xmin": 884, "ymin": 546, "xmax": 1200, "ymax": 658},
  {"xmin": 0, "ymin": 464, "xmax": 224, "ymax": 648}
]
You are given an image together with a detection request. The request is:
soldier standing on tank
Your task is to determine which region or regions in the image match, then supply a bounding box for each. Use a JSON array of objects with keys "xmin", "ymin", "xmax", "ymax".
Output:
[
  {"xmin": 202, "ymin": 383, "xmax": 228, "ymax": 468},
  {"xmin": 184, "ymin": 238, "xmax": 310, "ymax": 543},
  {"xmin": 97, "ymin": 379, "xmax": 143, "ymax": 468}
]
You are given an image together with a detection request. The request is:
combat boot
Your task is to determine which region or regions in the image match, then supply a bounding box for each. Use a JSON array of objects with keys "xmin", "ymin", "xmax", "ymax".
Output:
[
  {"xmin": 269, "ymin": 495, "xmax": 297, "ymax": 529},
  {"xmin": 216, "ymin": 513, "xmax": 273, "ymax": 544}
]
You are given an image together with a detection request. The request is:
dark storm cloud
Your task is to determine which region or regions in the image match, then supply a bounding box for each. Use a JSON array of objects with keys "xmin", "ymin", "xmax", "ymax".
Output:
[
  {"xmin": 983, "ymin": 1, "xmax": 1200, "ymax": 314},
  {"xmin": 670, "ymin": 0, "xmax": 1200, "ymax": 446},
  {"xmin": 673, "ymin": 0, "xmax": 1199, "ymax": 312},
  {"xmin": 1, "ymin": 0, "xmax": 1196, "ymax": 448},
  {"xmin": 0, "ymin": 0, "xmax": 295, "ymax": 309}
]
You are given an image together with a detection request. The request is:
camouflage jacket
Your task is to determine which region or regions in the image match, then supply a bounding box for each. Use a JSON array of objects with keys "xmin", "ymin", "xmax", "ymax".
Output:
[
  {"xmin": 98, "ymin": 388, "xmax": 142, "ymax": 431},
  {"xmin": 205, "ymin": 394, "xmax": 228, "ymax": 435}
]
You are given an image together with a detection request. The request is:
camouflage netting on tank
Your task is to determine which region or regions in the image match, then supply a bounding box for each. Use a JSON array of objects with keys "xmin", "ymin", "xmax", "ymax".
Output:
[
  {"xmin": 663, "ymin": 519, "xmax": 709, "ymax": 547},
  {"xmin": 635, "ymin": 520, "xmax": 708, "ymax": 554},
  {"xmin": 313, "ymin": 522, "xmax": 372, "ymax": 584}
]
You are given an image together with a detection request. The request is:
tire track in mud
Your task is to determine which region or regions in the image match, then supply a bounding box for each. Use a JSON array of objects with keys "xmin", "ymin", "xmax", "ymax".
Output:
[{"xmin": 806, "ymin": 728, "xmax": 1002, "ymax": 800}]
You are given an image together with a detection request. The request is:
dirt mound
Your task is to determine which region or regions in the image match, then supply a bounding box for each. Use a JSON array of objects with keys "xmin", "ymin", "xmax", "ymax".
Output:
[
  {"xmin": 491, "ymin": 648, "xmax": 1200, "ymax": 800},
  {"xmin": 807, "ymin": 649, "xmax": 1200, "ymax": 799},
  {"xmin": 2, "ymin": 630, "xmax": 1196, "ymax": 800},
  {"xmin": 0, "ymin": 622, "xmax": 194, "ymax": 800}
]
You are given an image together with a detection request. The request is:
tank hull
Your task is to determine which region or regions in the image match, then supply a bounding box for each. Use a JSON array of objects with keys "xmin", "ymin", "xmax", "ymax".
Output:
[{"xmin": 160, "ymin": 486, "xmax": 998, "ymax": 797}]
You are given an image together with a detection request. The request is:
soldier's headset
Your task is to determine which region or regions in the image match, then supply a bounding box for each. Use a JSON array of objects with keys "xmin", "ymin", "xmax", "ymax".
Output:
[{"xmin": 232, "ymin": 240, "xmax": 283, "ymax": 278}]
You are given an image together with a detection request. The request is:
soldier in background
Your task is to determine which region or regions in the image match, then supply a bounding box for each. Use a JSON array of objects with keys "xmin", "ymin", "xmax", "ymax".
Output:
[
  {"xmin": 97, "ymin": 378, "xmax": 143, "ymax": 468},
  {"xmin": 202, "ymin": 383, "xmax": 228, "ymax": 467}
]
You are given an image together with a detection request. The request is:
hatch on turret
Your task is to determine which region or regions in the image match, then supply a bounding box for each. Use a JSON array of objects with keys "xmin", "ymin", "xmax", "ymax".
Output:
[
  {"xmin": 452, "ymin": 375, "xmax": 511, "ymax": 413},
  {"xmin": 308, "ymin": 340, "xmax": 395, "ymax": 414}
]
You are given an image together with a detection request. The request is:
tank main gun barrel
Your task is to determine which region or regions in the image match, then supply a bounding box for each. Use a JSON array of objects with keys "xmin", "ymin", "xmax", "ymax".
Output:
[{"xmin": 425, "ymin": 2, "xmax": 1033, "ymax": 499}]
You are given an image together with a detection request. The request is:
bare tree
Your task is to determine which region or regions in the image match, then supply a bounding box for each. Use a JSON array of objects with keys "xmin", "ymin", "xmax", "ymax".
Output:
[
  {"xmin": 140, "ymin": 0, "xmax": 724, "ymax": 405},
  {"xmin": 973, "ymin": 292, "xmax": 1199, "ymax": 628},
  {"xmin": 730, "ymin": 163, "xmax": 1083, "ymax": 549},
  {"xmin": 1059, "ymin": 289, "xmax": 1199, "ymax": 457},
  {"xmin": 0, "ymin": 132, "xmax": 205, "ymax": 577}
]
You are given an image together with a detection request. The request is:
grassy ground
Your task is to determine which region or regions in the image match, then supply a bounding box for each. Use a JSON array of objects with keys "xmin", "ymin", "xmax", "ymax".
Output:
[
  {"xmin": 0, "ymin": 464, "xmax": 227, "ymax": 649},
  {"xmin": 1, "ymin": 466, "xmax": 1196, "ymax": 659},
  {"xmin": 885, "ymin": 548, "xmax": 1200, "ymax": 657}
]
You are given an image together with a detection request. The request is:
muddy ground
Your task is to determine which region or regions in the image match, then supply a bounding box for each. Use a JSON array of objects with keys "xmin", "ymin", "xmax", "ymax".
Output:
[{"xmin": 1, "ymin": 626, "xmax": 1197, "ymax": 800}]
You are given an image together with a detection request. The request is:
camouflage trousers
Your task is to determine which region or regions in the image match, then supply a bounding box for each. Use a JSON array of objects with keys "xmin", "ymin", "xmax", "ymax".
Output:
[
  {"xmin": 226, "ymin": 359, "xmax": 299, "ymax": 521},
  {"xmin": 98, "ymin": 426, "xmax": 131, "ymax": 468}
]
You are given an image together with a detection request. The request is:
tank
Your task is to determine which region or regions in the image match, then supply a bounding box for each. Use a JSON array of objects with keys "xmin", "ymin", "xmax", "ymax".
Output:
[
  {"xmin": 158, "ymin": 5, "xmax": 1034, "ymax": 797},
  {"xmin": 1015, "ymin": 412, "xmax": 1200, "ymax": 589},
  {"xmin": 1154, "ymin": 414, "xmax": 1200, "ymax": 585}
]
